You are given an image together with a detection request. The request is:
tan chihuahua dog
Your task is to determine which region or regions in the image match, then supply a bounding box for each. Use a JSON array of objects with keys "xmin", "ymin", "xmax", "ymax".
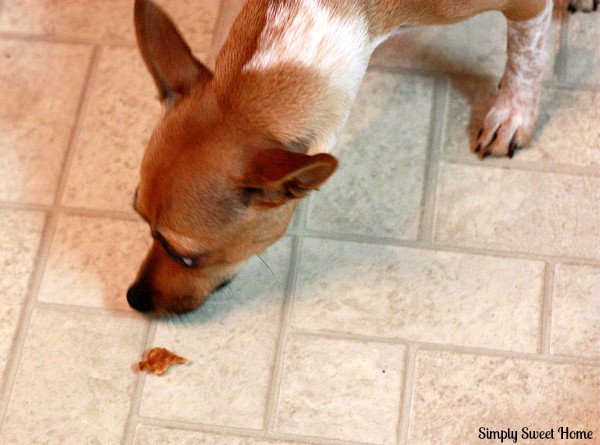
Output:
[{"xmin": 128, "ymin": 0, "xmax": 592, "ymax": 314}]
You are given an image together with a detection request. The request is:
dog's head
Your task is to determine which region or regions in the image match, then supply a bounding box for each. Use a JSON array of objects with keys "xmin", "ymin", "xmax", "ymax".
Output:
[{"xmin": 127, "ymin": 0, "xmax": 337, "ymax": 314}]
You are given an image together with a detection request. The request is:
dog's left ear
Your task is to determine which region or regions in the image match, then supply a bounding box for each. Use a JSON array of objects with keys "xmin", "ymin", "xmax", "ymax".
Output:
[
  {"xmin": 243, "ymin": 148, "xmax": 338, "ymax": 207},
  {"xmin": 134, "ymin": 0, "xmax": 212, "ymax": 105}
]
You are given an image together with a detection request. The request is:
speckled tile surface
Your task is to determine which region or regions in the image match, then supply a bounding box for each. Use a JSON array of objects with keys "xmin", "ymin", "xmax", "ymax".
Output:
[
  {"xmin": 274, "ymin": 334, "xmax": 405, "ymax": 444},
  {"xmin": 0, "ymin": 0, "xmax": 219, "ymax": 50},
  {"xmin": 0, "ymin": 210, "xmax": 45, "ymax": 387},
  {"xmin": 134, "ymin": 425, "xmax": 309, "ymax": 445},
  {"xmin": 292, "ymin": 238, "xmax": 544, "ymax": 352},
  {"xmin": 0, "ymin": 308, "xmax": 146, "ymax": 445},
  {"xmin": 408, "ymin": 350, "xmax": 600, "ymax": 445},
  {"xmin": 434, "ymin": 163, "xmax": 600, "ymax": 259},
  {"xmin": 37, "ymin": 214, "xmax": 150, "ymax": 311},
  {"xmin": 0, "ymin": 1, "xmax": 598, "ymax": 444},
  {"xmin": 61, "ymin": 46, "xmax": 160, "ymax": 213},
  {"xmin": 0, "ymin": 39, "xmax": 91, "ymax": 204},
  {"xmin": 565, "ymin": 12, "xmax": 600, "ymax": 87},
  {"xmin": 551, "ymin": 264, "xmax": 600, "ymax": 359}
]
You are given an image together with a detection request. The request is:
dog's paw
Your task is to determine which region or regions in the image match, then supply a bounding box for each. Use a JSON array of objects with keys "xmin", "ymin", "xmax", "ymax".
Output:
[
  {"xmin": 474, "ymin": 89, "xmax": 538, "ymax": 159},
  {"xmin": 567, "ymin": 0, "xmax": 598, "ymax": 12}
]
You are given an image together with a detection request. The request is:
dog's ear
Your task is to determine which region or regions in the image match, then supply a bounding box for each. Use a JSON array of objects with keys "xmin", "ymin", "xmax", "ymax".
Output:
[
  {"xmin": 134, "ymin": 0, "xmax": 212, "ymax": 105},
  {"xmin": 243, "ymin": 148, "xmax": 338, "ymax": 207}
]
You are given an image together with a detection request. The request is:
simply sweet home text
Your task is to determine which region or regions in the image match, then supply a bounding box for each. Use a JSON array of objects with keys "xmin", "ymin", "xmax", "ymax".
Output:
[{"xmin": 479, "ymin": 426, "xmax": 594, "ymax": 443}]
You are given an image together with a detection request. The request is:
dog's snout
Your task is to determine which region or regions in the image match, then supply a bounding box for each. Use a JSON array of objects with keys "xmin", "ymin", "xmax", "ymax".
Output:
[{"xmin": 127, "ymin": 283, "xmax": 154, "ymax": 313}]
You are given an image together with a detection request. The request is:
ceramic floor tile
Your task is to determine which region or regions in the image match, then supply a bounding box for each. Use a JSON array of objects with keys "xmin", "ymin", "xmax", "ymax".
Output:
[
  {"xmin": 0, "ymin": 307, "xmax": 147, "ymax": 445},
  {"xmin": 408, "ymin": 350, "xmax": 600, "ymax": 445},
  {"xmin": 0, "ymin": 209, "xmax": 44, "ymax": 387},
  {"xmin": 307, "ymin": 71, "xmax": 434, "ymax": 239},
  {"xmin": 551, "ymin": 263, "xmax": 600, "ymax": 359},
  {"xmin": 565, "ymin": 12, "xmax": 600, "ymax": 87},
  {"xmin": 292, "ymin": 238, "xmax": 544, "ymax": 352},
  {"xmin": 370, "ymin": 12, "xmax": 557, "ymax": 79},
  {"xmin": 433, "ymin": 163, "xmax": 600, "ymax": 259},
  {"xmin": 0, "ymin": 39, "xmax": 91, "ymax": 204},
  {"xmin": 443, "ymin": 80, "xmax": 600, "ymax": 166},
  {"xmin": 0, "ymin": 0, "xmax": 218, "ymax": 52},
  {"xmin": 139, "ymin": 238, "xmax": 292, "ymax": 430},
  {"xmin": 274, "ymin": 333, "xmax": 405, "ymax": 445},
  {"xmin": 37, "ymin": 214, "xmax": 150, "ymax": 311},
  {"xmin": 134, "ymin": 425, "xmax": 309, "ymax": 445},
  {"xmin": 61, "ymin": 46, "xmax": 161, "ymax": 213}
]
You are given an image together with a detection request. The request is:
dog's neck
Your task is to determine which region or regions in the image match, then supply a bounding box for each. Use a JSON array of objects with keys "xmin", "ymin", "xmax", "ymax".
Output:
[{"xmin": 214, "ymin": 0, "xmax": 386, "ymax": 154}]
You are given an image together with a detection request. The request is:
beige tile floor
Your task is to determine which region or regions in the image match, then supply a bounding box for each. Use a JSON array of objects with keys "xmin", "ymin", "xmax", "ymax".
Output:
[{"xmin": 0, "ymin": 1, "xmax": 599, "ymax": 444}]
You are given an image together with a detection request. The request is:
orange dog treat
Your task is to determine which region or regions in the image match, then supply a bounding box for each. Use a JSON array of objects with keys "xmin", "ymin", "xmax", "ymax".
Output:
[{"xmin": 137, "ymin": 347, "xmax": 189, "ymax": 375}]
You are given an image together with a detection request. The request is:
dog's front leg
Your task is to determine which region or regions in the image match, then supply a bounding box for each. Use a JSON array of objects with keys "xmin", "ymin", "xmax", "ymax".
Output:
[{"xmin": 474, "ymin": 0, "xmax": 553, "ymax": 158}]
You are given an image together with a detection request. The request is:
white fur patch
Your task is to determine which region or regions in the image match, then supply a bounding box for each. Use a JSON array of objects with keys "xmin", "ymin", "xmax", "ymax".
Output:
[{"xmin": 243, "ymin": 0, "xmax": 376, "ymax": 99}]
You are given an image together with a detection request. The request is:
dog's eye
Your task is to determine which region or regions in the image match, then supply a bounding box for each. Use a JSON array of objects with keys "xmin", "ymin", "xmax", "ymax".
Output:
[
  {"xmin": 152, "ymin": 231, "xmax": 201, "ymax": 269},
  {"xmin": 179, "ymin": 255, "xmax": 197, "ymax": 268}
]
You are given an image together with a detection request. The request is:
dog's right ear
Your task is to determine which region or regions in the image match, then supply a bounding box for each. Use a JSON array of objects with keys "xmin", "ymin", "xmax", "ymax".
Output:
[{"xmin": 134, "ymin": 0, "xmax": 212, "ymax": 105}]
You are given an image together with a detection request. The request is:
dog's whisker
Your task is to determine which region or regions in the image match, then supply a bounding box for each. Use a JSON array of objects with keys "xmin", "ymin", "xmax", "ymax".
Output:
[{"xmin": 257, "ymin": 254, "xmax": 280, "ymax": 290}]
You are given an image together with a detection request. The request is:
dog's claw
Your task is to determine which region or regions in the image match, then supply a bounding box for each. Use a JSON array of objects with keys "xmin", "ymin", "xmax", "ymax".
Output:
[{"xmin": 508, "ymin": 141, "xmax": 516, "ymax": 158}]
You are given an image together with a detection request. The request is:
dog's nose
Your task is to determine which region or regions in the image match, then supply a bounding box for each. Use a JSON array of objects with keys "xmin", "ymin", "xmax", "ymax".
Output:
[{"xmin": 126, "ymin": 283, "xmax": 154, "ymax": 312}]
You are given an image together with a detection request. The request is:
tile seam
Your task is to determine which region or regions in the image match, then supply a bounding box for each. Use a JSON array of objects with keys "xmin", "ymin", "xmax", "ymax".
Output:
[
  {"xmin": 301, "ymin": 230, "xmax": 600, "ymax": 268},
  {"xmin": 122, "ymin": 321, "xmax": 157, "ymax": 445},
  {"xmin": 417, "ymin": 76, "xmax": 448, "ymax": 243},
  {"xmin": 264, "ymin": 235, "xmax": 304, "ymax": 433},
  {"xmin": 52, "ymin": 46, "xmax": 101, "ymax": 207},
  {"xmin": 289, "ymin": 329, "xmax": 600, "ymax": 367},
  {"xmin": 138, "ymin": 415, "xmax": 378, "ymax": 445},
  {"xmin": 396, "ymin": 345, "xmax": 417, "ymax": 445},
  {"xmin": 0, "ymin": 30, "xmax": 137, "ymax": 47},
  {"xmin": 439, "ymin": 155, "xmax": 600, "ymax": 179},
  {"xmin": 540, "ymin": 262, "xmax": 556, "ymax": 355},
  {"xmin": 553, "ymin": 9, "xmax": 570, "ymax": 81},
  {"xmin": 0, "ymin": 45, "xmax": 99, "ymax": 429},
  {"xmin": 0, "ymin": 212, "xmax": 57, "ymax": 428}
]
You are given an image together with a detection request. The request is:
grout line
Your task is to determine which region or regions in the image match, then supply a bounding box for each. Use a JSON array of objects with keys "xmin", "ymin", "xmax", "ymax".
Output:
[
  {"xmin": 137, "ymin": 415, "xmax": 376, "ymax": 445},
  {"xmin": 556, "ymin": 10, "xmax": 571, "ymax": 84},
  {"xmin": 0, "ymin": 45, "xmax": 100, "ymax": 429},
  {"xmin": 301, "ymin": 229, "xmax": 600, "ymax": 269},
  {"xmin": 52, "ymin": 46, "xmax": 101, "ymax": 207},
  {"xmin": 417, "ymin": 76, "xmax": 447, "ymax": 243},
  {"xmin": 0, "ymin": 211, "xmax": 56, "ymax": 427},
  {"xmin": 539, "ymin": 262, "xmax": 556, "ymax": 355},
  {"xmin": 440, "ymin": 154, "xmax": 600, "ymax": 179},
  {"xmin": 0, "ymin": 202, "xmax": 142, "ymax": 223},
  {"xmin": 290, "ymin": 328, "xmax": 600, "ymax": 368},
  {"xmin": 264, "ymin": 234, "xmax": 303, "ymax": 433},
  {"xmin": 0, "ymin": 30, "xmax": 138, "ymax": 48},
  {"xmin": 59, "ymin": 205, "xmax": 140, "ymax": 222},
  {"xmin": 397, "ymin": 345, "xmax": 417, "ymax": 445},
  {"xmin": 553, "ymin": 9, "xmax": 570, "ymax": 81},
  {"xmin": 0, "ymin": 201, "xmax": 50, "ymax": 212},
  {"xmin": 35, "ymin": 300, "xmax": 141, "ymax": 318},
  {"xmin": 122, "ymin": 321, "xmax": 157, "ymax": 445}
]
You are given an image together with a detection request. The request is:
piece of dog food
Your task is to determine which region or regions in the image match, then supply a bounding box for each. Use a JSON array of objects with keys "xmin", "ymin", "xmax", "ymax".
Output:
[{"xmin": 137, "ymin": 347, "xmax": 189, "ymax": 375}]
